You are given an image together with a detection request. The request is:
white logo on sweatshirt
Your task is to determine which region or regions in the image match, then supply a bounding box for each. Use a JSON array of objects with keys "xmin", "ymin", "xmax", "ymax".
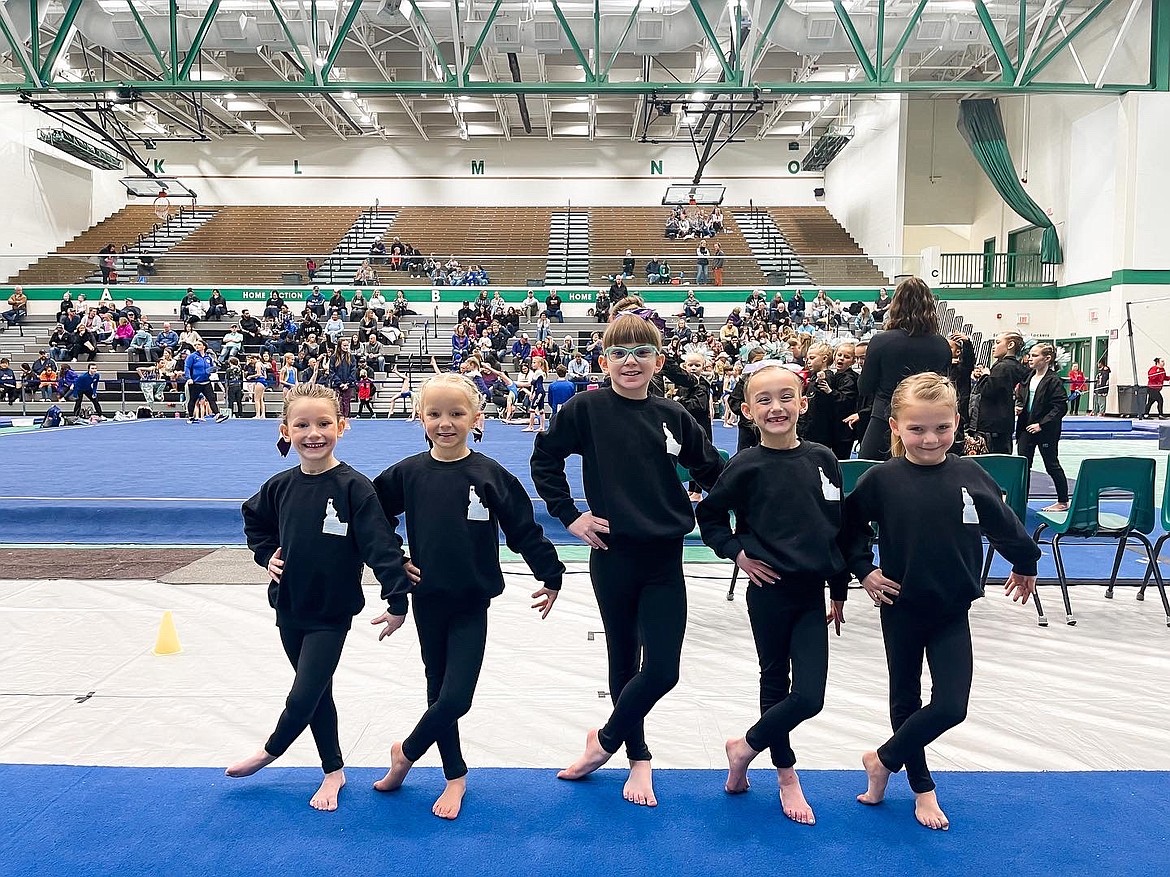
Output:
[
  {"xmin": 961, "ymin": 487, "xmax": 980, "ymax": 524},
  {"xmin": 467, "ymin": 485, "xmax": 490, "ymax": 521},
  {"xmin": 819, "ymin": 468, "xmax": 841, "ymax": 501},
  {"xmin": 322, "ymin": 498, "xmax": 348, "ymax": 536},
  {"xmin": 663, "ymin": 423, "xmax": 682, "ymax": 456}
]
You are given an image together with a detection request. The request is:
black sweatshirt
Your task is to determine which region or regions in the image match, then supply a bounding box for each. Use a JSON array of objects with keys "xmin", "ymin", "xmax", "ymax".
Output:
[
  {"xmin": 531, "ymin": 387, "xmax": 726, "ymax": 540},
  {"xmin": 242, "ymin": 462, "xmax": 411, "ymax": 629},
  {"xmin": 375, "ymin": 450, "xmax": 564, "ymax": 601},
  {"xmin": 662, "ymin": 358, "xmax": 713, "ymax": 425},
  {"xmin": 840, "ymin": 455, "xmax": 1040, "ymax": 613},
  {"xmin": 857, "ymin": 329, "xmax": 952, "ymax": 418},
  {"xmin": 697, "ymin": 442, "xmax": 851, "ymax": 602}
]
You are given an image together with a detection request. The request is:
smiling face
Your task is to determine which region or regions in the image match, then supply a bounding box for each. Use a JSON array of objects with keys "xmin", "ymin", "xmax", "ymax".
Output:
[
  {"xmin": 280, "ymin": 396, "xmax": 343, "ymax": 471},
  {"xmin": 600, "ymin": 344, "xmax": 664, "ymax": 398},
  {"xmin": 420, "ymin": 382, "xmax": 481, "ymax": 461},
  {"xmin": 742, "ymin": 366, "xmax": 805, "ymax": 448},
  {"xmin": 890, "ymin": 400, "xmax": 958, "ymax": 466}
]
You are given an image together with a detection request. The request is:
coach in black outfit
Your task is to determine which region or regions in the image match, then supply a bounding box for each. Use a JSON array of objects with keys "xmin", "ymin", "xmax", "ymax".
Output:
[{"xmin": 857, "ymin": 278, "xmax": 952, "ymax": 460}]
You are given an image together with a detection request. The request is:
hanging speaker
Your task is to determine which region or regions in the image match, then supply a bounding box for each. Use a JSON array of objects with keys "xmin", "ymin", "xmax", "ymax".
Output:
[{"xmin": 814, "ymin": 187, "xmax": 825, "ymax": 198}]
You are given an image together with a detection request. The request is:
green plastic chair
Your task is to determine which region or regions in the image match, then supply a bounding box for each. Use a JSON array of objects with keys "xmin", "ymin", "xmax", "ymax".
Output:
[
  {"xmin": 1137, "ymin": 456, "xmax": 1170, "ymax": 627},
  {"xmin": 724, "ymin": 458, "xmax": 880, "ymax": 602},
  {"xmin": 1032, "ymin": 457, "xmax": 1167, "ymax": 627},
  {"xmin": 969, "ymin": 454, "xmax": 1049, "ymax": 626}
]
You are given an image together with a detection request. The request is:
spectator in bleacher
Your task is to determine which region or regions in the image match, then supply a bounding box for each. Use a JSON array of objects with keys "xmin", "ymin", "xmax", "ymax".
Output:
[
  {"xmin": 520, "ymin": 290, "xmax": 539, "ymax": 323},
  {"xmin": 852, "ymin": 305, "xmax": 875, "ymax": 337},
  {"xmin": 207, "ymin": 289, "xmax": 229, "ymax": 321},
  {"xmin": 645, "ymin": 257, "xmax": 661, "ymax": 284},
  {"xmin": 306, "ymin": 257, "xmax": 318, "ymax": 282},
  {"xmin": 72, "ymin": 326, "xmax": 98, "ymax": 362},
  {"xmin": 810, "ymin": 290, "xmax": 832, "ymax": 329},
  {"xmin": 329, "ymin": 339, "xmax": 358, "ymax": 418},
  {"xmin": 60, "ymin": 308, "xmax": 81, "ymax": 336},
  {"xmin": 450, "ymin": 324, "xmax": 472, "ymax": 371},
  {"xmin": 406, "ymin": 245, "xmax": 425, "ymax": 277},
  {"xmin": 545, "ymin": 291, "xmax": 564, "ymax": 323},
  {"xmin": 671, "ymin": 317, "xmax": 692, "ymax": 345},
  {"xmin": 2, "ymin": 287, "xmax": 28, "ymax": 332},
  {"xmin": 388, "ymin": 238, "xmax": 405, "ymax": 271},
  {"xmin": 239, "ymin": 310, "xmax": 261, "ymax": 346},
  {"xmin": 354, "ymin": 261, "xmax": 377, "ymax": 285},
  {"xmin": 695, "ymin": 242, "xmax": 711, "ymax": 285},
  {"xmin": 584, "ymin": 331, "xmax": 603, "ymax": 372},
  {"xmin": 608, "ymin": 276, "xmax": 628, "ymax": 303},
  {"xmin": 0, "ymin": 358, "xmax": 17, "ymax": 404},
  {"xmin": 393, "ymin": 290, "xmax": 416, "ymax": 316},
  {"xmin": 299, "ymin": 333, "xmax": 323, "ymax": 368},
  {"xmin": 136, "ymin": 362, "xmax": 165, "ymax": 407},
  {"xmin": 178, "ymin": 289, "xmax": 202, "ymax": 324},
  {"xmin": 117, "ymin": 297, "xmax": 142, "ymax": 328},
  {"xmin": 658, "ymin": 258, "xmax": 672, "ymax": 284},
  {"xmin": 787, "ymin": 289, "xmax": 806, "ymax": 321},
  {"xmin": 511, "ymin": 332, "xmax": 532, "ymax": 367},
  {"xmin": 263, "ymin": 290, "xmax": 284, "ymax": 319},
  {"xmin": 567, "ymin": 351, "xmax": 590, "ymax": 390},
  {"xmin": 621, "ymin": 249, "xmax": 635, "ymax": 278},
  {"xmin": 99, "ymin": 244, "xmax": 117, "ymax": 284},
  {"xmin": 111, "ymin": 317, "xmax": 135, "ymax": 352},
  {"xmin": 350, "ymin": 289, "xmax": 367, "ymax": 315},
  {"xmin": 380, "ymin": 315, "xmax": 404, "ymax": 347},
  {"xmin": 357, "ymin": 309, "xmax": 381, "ymax": 343},
  {"xmin": 177, "ymin": 323, "xmax": 203, "ymax": 354},
  {"xmin": 682, "ymin": 289, "xmax": 704, "ymax": 321},
  {"xmin": 362, "ymin": 335, "xmax": 387, "ymax": 374},
  {"xmin": 665, "ymin": 215, "xmax": 680, "ymax": 239},
  {"xmin": 535, "ymin": 312, "xmax": 552, "ymax": 345},
  {"xmin": 72, "ymin": 363, "xmax": 105, "ymax": 417},
  {"xmin": 56, "ymin": 292, "xmax": 75, "ymax": 321},
  {"xmin": 368, "ymin": 290, "xmax": 388, "ymax": 320},
  {"xmin": 328, "ymin": 290, "xmax": 349, "ymax": 320},
  {"xmin": 489, "ymin": 290, "xmax": 506, "ymax": 319},
  {"xmin": 157, "ymin": 348, "xmax": 182, "ymax": 394},
  {"xmin": 873, "ymin": 287, "xmax": 891, "ymax": 322},
  {"xmin": 710, "ymin": 205, "xmax": 724, "ymax": 233},
  {"xmin": 370, "ymin": 238, "xmax": 387, "ymax": 265},
  {"xmin": 95, "ymin": 313, "xmax": 117, "ymax": 345},
  {"xmin": 46, "ymin": 327, "xmax": 69, "ymax": 365},
  {"xmin": 719, "ymin": 319, "xmax": 740, "ymax": 358},
  {"xmin": 153, "ymin": 322, "xmax": 179, "ymax": 360},
  {"xmin": 220, "ymin": 324, "xmax": 244, "ymax": 364},
  {"xmin": 297, "ymin": 355, "xmax": 320, "ymax": 387},
  {"xmin": 711, "ymin": 243, "xmax": 725, "ymax": 286},
  {"xmin": 305, "ymin": 286, "xmax": 326, "ymax": 318}
]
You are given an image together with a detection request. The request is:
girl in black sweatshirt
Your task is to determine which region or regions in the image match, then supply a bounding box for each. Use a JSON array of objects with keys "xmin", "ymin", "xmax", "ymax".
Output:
[
  {"xmin": 697, "ymin": 362, "xmax": 849, "ymax": 825},
  {"xmin": 840, "ymin": 373, "xmax": 1039, "ymax": 832},
  {"xmin": 373, "ymin": 373, "xmax": 564, "ymax": 820},
  {"xmin": 531, "ymin": 311, "xmax": 725, "ymax": 808},
  {"xmin": 1015, "ymin": 342, "xmax": 1070, "ymax": 511},
  {"xmin": 235, "ymin": 383, "xmax": 411, "ymax": 811}
]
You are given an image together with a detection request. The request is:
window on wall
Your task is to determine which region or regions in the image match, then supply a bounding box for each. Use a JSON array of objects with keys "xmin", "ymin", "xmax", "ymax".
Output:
[{"xmin": 1006, "ymin": 225, "xmax": 1044, "ymax": 285}]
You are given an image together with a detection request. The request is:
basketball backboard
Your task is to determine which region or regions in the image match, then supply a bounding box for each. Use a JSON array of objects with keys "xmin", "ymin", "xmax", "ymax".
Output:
[
  {"xmin": 120, "ymin": 177, "xmax": 198, "ymax": 199},
  {"xmin": 662, "ymin": 183, "xmax": 725, "ymax": 206}
]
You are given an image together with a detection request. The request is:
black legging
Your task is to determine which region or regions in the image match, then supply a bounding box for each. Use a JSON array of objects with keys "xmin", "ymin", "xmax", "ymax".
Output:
[
  {"xmin": 1145, "ymin": 388, "xmax": 1164, "ymax": 417},
  {"xmin": 1017, "ymin": 428, "xmax": 1069, "ymax": 504},
  {"xmin": 265, "ymin": 626, "xmax": 348, "ymax": 773},
  {"xmin": 876, "ymin": 606, "xmax": 972, "ymax": 794},
  {"xmin": 858, "ymin": 413, "xmax": 892, "ymax": 461},
  {"xmin": 590, "ymin": 538, "xmax": 687, "ymax": 761},
  {"xmin": 187, "ymin": 380, "xmax": 220, "ymax": 417},
  {"xmin": 744, "ymin": 584, "xmax": 827, "ymax": 768},
  {"xmin": 402, "ymin": 598, "xmax": 489, "ymax": 780},
  {"xmin": 985, "ymin": 431, "xmax": 1013, "ymax": 454}
]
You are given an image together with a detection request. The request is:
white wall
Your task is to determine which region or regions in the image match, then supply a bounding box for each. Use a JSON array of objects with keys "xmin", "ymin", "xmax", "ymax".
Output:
[
  {"xmin": 153, "ymin": 139, "xmax": 824, "ymax": 207},
  {"xmin": 0, "ymin": 101, "xmax": 127, "ymax": 277},
  {"xmin": 824, "ymin": 95, "xmax": 906, "ymax": 261}
]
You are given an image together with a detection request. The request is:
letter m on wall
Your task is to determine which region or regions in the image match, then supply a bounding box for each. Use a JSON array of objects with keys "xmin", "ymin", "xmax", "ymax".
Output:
[{"xmin": 471, "ymin": 160, "xmax": 485, "ymax": 175}]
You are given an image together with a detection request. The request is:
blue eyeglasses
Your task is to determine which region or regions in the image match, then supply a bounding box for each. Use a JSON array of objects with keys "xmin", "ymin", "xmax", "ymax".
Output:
[{"xmin": 603, "ymin": 345, "xmax": 660, "ymax": 363}]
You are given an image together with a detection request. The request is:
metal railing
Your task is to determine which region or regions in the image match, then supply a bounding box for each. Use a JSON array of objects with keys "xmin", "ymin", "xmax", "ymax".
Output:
[{"xmin": 940, "ymin": 252, "xmax": 1058, "ymax": 287}]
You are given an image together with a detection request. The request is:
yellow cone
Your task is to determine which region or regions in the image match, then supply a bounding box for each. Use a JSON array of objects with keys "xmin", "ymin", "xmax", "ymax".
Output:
[{"xmin": 153, "ymin": 611, "xmax": 183, "ymax": 656}]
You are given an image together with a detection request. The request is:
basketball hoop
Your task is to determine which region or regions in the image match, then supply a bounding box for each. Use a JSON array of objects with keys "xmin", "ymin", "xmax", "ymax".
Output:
[{"xmin": 153, "ymin": 191, "xmax": 172, "ymax": 221}]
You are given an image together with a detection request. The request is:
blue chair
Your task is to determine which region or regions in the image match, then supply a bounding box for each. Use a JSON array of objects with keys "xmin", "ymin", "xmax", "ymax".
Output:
[
  {"xmin": 970, "ymin": 453, "xmax": 1048, "ymax": 626},
  {"xmin": 724, "ymin": 459, "xmax": 880, "ymax": 602},
  {"xmin": 1032, "ymin": 457, "xmax": 1165, "ymax": 627}
]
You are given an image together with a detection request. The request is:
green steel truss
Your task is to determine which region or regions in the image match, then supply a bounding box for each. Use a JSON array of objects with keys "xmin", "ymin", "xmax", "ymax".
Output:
[{"xmin": 0, "ymin": 0, "xmax": 1161, "ymax": 98}]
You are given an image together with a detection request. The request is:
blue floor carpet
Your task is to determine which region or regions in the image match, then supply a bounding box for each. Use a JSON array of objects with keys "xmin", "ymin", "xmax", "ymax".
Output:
[{"xmin": 0, "ymin": 766, "xmax": 1164, "ymax": 877}]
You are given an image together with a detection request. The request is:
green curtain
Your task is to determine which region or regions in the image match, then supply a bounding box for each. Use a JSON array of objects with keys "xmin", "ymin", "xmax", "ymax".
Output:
[{"xmin": 957, "ymin": 99, "xmax": 1063, "ymax": 264}]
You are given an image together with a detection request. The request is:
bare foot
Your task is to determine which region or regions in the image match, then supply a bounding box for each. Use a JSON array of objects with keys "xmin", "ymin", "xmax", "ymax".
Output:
[
  {"xmin": 557, "ymin": 729, "xmax": 612, "ymax": 780},
  {"xmin": 432, "ymin": 776, "xmax": 467, "ymax": 820},
  {"xmin": 724, "ymin": 737, "xmax": 756, "ymax": 793},
  {"xmin": 857, "ymin": 750, "xmax": 891, "ymax": 805},
  {"xmin": 225, "ymin": 749, "xmax": 276, "ymax": 778},
  {"xmin": 373, "ymin": 741, "xmax": 414, "ymax": 792},
  {"xmin": 623, "ymin": 760, "xmax": 657, "ymax": 807},
  {"xmin": 777, "ymin": 768, "xmax": 815, "ymax": 825},
  {"xmin": 310, "ymin": 769, "xmax": 346, "ymax": 811},
  {"xmin": 914, "ymin": 789, "xmax": 950, "ymax": 830}
]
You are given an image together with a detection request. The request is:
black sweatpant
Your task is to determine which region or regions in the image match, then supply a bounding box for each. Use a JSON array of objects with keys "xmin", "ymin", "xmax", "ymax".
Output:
[
  {"xmin": 265, "ymin": 626, "xmax": 348, "ymax": 773},
  {"xmin": 1017, "ymin": 429, "xmax": 1069, "ymax": 504},
  {"xmin": 227, "ymin": 385, "xmax": 244, "ymax": 417},
  {"xmin": 1144, "ymin": 388, "xmax": 1164, "ymax": 417},
  {"xmin": 876, "ymin": 605, "xmax": 972, "ymax": 794},
  {"xmin": 402, "ymin": 598, "xmax": 489, "ymax": 780},
  {"xmin": 72, "ymin": 389, "xmax": 103, "ymax": 416},
  {"xmin": 687, "ymin": 415, "xmax": 713, "ymax": 493},
  {"xmin": 858, "ymin": 416, "xmax": 892, "ymax": 461},
  {"xmin": 744, "ymin": 584, "xmax": 828, "ymax": 768},
  {"xmin": 187, "ymin": 380, "xmax": 220, "ymax": 417},
  {"xmin": 590, "ymin": 538, "xmax": 687, "ymax": 761}
]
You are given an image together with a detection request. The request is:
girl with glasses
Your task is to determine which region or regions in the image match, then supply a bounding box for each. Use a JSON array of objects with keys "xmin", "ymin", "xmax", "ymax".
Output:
[{"xmin": 531, "ymin": 312, "xmax": 725, "ymax": 808}]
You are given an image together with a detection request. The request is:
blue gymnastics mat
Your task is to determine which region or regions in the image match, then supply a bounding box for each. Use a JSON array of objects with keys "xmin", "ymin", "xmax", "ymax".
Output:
[
  {"xmin": 0, "ymin": 418, "xmax": 738, "ymax": 544},
  {"xmin": 0, "ymin": 765, "xmax": 1165, "ymax": 877}
]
